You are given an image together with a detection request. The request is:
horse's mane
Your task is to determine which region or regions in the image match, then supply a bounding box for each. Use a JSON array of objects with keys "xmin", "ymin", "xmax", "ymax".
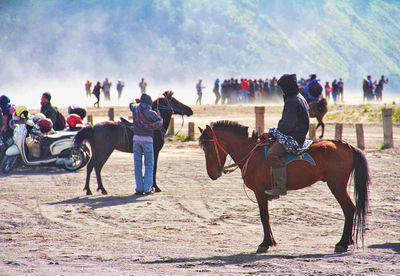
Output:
[{"xmin": 213, "ymin": 120, "xmax": 249, "ymax": 137}]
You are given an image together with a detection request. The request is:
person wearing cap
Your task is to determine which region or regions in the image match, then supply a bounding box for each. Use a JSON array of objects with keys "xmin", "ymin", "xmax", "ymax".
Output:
[
  {"xmin": 264, "ymin": 74, "xmax": 311, "ymax": 196},
  {"xmin": 129, "ymin": 94, "xmax": 163, "ymax": 195}
]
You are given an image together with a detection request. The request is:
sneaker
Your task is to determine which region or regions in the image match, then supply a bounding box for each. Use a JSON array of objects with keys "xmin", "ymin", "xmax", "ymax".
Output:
[
  {"xmin": 134, "ymin": 191, "xmax": 144, "ymax": 196},
  {"xmin": 144, "ymin": 191, "xmax": 152, "ymax": 195}
]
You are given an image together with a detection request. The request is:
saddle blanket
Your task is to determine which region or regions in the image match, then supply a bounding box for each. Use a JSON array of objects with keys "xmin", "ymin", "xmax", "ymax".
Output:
[{"xmin": 264, "ymin": 145, "xmax": 316, "ymax": 166}]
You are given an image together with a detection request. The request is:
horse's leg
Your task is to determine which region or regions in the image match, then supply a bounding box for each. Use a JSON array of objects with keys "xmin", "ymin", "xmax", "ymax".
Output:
[
  {"xmin": 327, "ymin": 177, "xmax": 355, "ymax": 252},
  {"xmin": 93, "ymin": 149, "xmax": 114, "ymax": 195},
  {"xmin": 254, "ymin": 190, "xmax": 276, "ymax": 253},
  {"xmin": 317, "ymin": 117, "xmax": 325, "ymax": 138},
  {"xmin": 84, "ymin": 160, "xmax": 94, "ymax": 195},
  {"xmin": 153, "ymin": 149, "xmax": 161, "ymax": 192}
]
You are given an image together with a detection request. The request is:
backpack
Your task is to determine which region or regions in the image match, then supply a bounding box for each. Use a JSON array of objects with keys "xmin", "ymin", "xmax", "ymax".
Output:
[
  {"xmin": 54, "ymin": 108, "xmax": 66, "ymax": 131},
  {"xmin": 308, "ymin": 82, "xmax": 323, "ymax": 98}
]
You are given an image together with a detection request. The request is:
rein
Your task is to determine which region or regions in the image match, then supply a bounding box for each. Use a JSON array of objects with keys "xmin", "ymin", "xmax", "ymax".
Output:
[
  {"xmin": 208, "ymin": 127, "xmax": 267, "ymax": 176},
  {"xmin": 155, "ymin": 96, "xmax": 185, "ymax": 136}
]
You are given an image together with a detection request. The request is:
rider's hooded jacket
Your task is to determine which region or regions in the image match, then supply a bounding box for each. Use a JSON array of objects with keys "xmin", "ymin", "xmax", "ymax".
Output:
[{"xmin": 276, "ymin": 74, "xmax": 310, "ymax": 145}]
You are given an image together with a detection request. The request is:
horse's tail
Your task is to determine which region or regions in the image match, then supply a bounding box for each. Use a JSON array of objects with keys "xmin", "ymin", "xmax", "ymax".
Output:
[
  {"xmin": 351, "ymin": 145, "xmax": 370, "ymax": 246},
  {"xmin": 74, "ymin": 126, "xmax": 94, "ymax": 148},
  {"xmin": 317, "ymin": 98, "xmax": 328, "ymax": 114}
]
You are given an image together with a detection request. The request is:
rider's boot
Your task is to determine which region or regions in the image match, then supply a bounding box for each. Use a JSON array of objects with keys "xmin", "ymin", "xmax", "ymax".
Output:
[{"xmin": 264, "ymin": 165, "xmax": 287, "ymax": 196}]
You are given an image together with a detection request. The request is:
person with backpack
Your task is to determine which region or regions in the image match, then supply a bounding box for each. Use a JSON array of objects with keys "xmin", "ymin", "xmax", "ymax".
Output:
[
  {"xmin": 40, "ymin": 92, "xmax": 65, "ymax": 131},
  {"xmin": 303, "ymin": 74, "xmax": 323, "ymax": 103}
]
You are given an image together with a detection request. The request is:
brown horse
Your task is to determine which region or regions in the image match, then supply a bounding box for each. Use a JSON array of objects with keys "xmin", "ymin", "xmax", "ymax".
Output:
[
  {"xmin": 199, "ymin": 121, "xmax": 370, "ymax": 253},
  {"xmin": 309, "ymin": 98, "xmax": 328, "ymax": 138},
  {"xmin": 74, "ymin": 91, "xmax": 193, "ymax": 195}
]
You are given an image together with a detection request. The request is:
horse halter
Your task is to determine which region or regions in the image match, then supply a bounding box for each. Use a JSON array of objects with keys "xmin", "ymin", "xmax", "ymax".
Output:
[{"xmin": 208, "ymin": 127, "xmax": 229, "ymax": 170}]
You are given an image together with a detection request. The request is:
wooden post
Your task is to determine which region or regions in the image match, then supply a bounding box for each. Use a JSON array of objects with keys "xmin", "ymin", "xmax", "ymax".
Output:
[
  {"xmin": 188, "ymin": 122, "xmax": 195, "ymax": 140},
  {"xmin": 308, "ymin": 123, "xmax": 316, "ymax": 141},
  {"xmin": 382, "ymin": 108, "xmax": 393, "ymax": 148},
  {"xmin": 255, "ymin": 106, "xmax": 265, "ymax": 134},
  {"xmin": 355, "ymin": 123, "xmax": 365, "ymax": 150},
  {"xmin": 108, "ymin": 107, "xmax": 114, "ymax": 121},
  {"xmin": 167, "ymin": 117, "xmax": 174, "ymax": 135},
  {"xmin": 335, "ymin": 123, "xmax": 343, "ymax": 140},
  {"xmin": 87, "ymin": 115, "xmax": 93, "ymax": 125}
]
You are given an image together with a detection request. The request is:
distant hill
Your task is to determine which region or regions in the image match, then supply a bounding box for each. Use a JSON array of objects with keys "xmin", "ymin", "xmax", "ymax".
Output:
[{"xmin": 1, "ymin": 0, "xmax": 399, "ymax": 90}]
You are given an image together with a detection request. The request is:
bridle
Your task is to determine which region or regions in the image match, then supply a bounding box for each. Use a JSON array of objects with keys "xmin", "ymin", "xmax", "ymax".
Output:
[
  {"xmin": 205, "ymin": 127, "xmax": 267, "ymax": 176},
  {"xmin": 154, "ymin": 94, "xmax": 186, "ymax": 135}
]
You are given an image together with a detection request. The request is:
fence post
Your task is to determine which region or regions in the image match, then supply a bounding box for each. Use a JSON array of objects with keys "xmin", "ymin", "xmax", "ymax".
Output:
[
  {"xmin": 309, "ymin": 123, "xmax": 316, "ymax": 141},
  {"xmin": 108, "ymin": 107, "xmax": 114, "ymax": 121},
  {"xmin": 335, "ymin": 123, "xmax": 343, "ymax": 140},
  {"xmin": 355, "ymin": 123, "xmax": 365, "ymax": 150},
  {"xmin": 382, "ymin": 108, "xmax": 393, "ymax": 148},
  {"xmin": 188, "ymin": 122, "xmax": 195, "ymax": 140},
  {"xmin": 255, "ymin": 106, "xmax": 265, "ymax": 134},
  {"xmin": 167, "ymin": 117, "xmax": 174, "ymax": 135},
  {"xmin": 87, "ymin": 115, "xmax": 93, "ymax": 125}
]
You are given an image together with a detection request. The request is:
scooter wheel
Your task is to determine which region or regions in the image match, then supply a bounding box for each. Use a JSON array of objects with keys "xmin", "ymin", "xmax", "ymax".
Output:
[
  {"xmin": 64, "ymin": 148, "xmax": 85, "ymax": 171},
  {"xmin": 1, "ymin": 155, "xmax": 18, "ymax": 174}
]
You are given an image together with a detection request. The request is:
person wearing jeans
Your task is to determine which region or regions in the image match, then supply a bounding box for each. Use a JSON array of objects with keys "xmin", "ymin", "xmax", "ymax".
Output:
[{"xmin": 130, "ymin": 94, "xmax": 163, "ymax": 195}]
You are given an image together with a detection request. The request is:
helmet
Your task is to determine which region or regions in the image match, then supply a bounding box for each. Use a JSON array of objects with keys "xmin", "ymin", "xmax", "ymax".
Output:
[
  {"xmin": 33, "ymin": 113, "xmax": 46, "ymax": 123},
  {"xmin": 67, "ymin": 114, "xmax": 83, "ymax": 128},
  {"xmin": 14, "ymin": 105, "xmax": 29, "ymax": 118},
  {"xmin": 37, "ymin": 118, "xmax": 53, "ymax": 133}
]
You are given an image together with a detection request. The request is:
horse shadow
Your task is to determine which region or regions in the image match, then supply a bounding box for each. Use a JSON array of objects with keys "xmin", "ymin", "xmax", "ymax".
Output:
[
  {"xmin": 368, "ymin": 242, "xmax": 400, "ymax": 254},
  {"xmin": 142, "ymin": 251, "xmax": 352, "ymax": 267},
  {"xmin": 46, "ymin": 194, "xmax": 152, "ymax": 210}
]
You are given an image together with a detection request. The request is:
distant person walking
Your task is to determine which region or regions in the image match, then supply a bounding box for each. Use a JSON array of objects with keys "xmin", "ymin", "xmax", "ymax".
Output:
[
  {"xmin": 85, "ymin": 80, "xmax": 92, "ymax": 98},
  {"xmin": 196, "ymin": 80, "xmax": 205, "ymax": 105},
  {"xmin": 374, "ymin": 75, "xmax": 389, "ymax": 101},
  {"xmin": 213, "ymin": 79, "xmax": 221, "ymax": 104},
  {"xmin": 92, "ymin": 81, "xmax": 101, "ymax": 108},
  {"xmin": 117, "ymin": 80, "xmax": 125, "ymax": 100},
  {"xmin": 102, "ymin": 78, "xmax": 112, "ymax": 101},
  {"xmin": 337, "ymin": 78, "xmax": 344, "ymax": 102},
  {"xmin": 139, "ymin": 78, "xmax": 147, "ymax": 95}
]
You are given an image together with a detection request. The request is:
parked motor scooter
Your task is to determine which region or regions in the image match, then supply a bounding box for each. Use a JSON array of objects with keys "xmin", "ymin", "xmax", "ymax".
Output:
[{"xmin": 0, "ymin": 120, "xmax": 90, "ymax": 174}]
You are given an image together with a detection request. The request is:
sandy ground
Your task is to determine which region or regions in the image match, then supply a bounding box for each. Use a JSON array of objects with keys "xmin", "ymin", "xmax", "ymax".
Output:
[{"xmin": 1, "ymin": 103, "xmax": 400, "ymax": 275}]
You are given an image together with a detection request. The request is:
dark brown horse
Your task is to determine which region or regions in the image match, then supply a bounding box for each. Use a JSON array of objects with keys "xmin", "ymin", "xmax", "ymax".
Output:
[
  {"xmin": 309, "ymin": 98, "xmax": 328, "ymax": 138},
  {"xmin": 199, "ymin": 121, "xmax": 370, "ymax": 253},
  {"xmin": 74, "ymin": 91, "xmax": 193, "ymax": 195}
]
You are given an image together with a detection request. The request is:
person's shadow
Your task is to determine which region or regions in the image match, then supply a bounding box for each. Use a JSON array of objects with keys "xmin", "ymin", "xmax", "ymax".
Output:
[{"xmin": 46, "ymin": 194, "xmax": 152, "ymax": 210}]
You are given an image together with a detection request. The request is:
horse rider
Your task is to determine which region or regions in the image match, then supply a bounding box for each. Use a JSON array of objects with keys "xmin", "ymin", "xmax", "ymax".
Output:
[
  {"xmin": 264, "ymin": 73, "xmax": 311, "ymax": 196},
  {"xmin": 303, "ymin": 74, "xmax": 323, "ymax": 103}
]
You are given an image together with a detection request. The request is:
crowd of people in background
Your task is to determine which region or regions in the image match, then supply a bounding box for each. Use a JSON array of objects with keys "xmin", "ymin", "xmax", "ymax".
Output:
[
  {"xmin": 85, "ymin": 78, "xmax": 126, "ymax": 108},
  {"xmin": 205, "ymin": 74, "xmax": 389, "ymax": 105}
]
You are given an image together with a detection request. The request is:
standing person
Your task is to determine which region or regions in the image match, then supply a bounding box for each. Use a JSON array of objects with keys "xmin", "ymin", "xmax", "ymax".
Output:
[
  {"xmin": 363, "ymin": 75, "xmax": 374, "ymax": 101},
  {"xmin": 196, "ymin": 80, "xmax": 205, "ymax": 105},
  {"xmin": 303, "ymin": 74, "xmax": 323, "ymax": 103},
  {"xmin": 264, "ymin": 74, "xmax": 310, "ymax": 196},
  {"xmin": 213, "ymin": 79, "xmax": 221, "ymax": 104},
  {"xmin": 117, "ymin": 80, "xmax": 125, "ymax": 100},
  {"xmin": 139, "ymin": 78, "xmax": 147, "ymax": 95},
  {"xmin": 331, "ymin": 79, "xmax": 339, "ymax": 104},
  {"xmin": 85, "ymin": 80, "xmax": 92, "ymax": 98},
  {"xmin": 324, "ymin": 81, "xmax": 331, "ymax": 102},
  {"xmin": 374, "ymin": 75, "xmax": 389, "ymax": 101},
  {"xmin": 220, "ymin": 80, "xmax": 227, "ymax": 104},
  {"xmin": 240, "ymin": 78, "xmax": 249, "ymax": 103},
  {"xmin": 92, "ymin": 81, "xmax": 101, "ymax": 108},
  {"xmin": 0, "ymin": 95, "xmax": 14, "ymax": 148},
  {"xmin": 129, "ymin": 94, "xmax": 163, "ymax": 195},
  {"xmin": 102, "ymin": 78, "xmax": 112, "ymax": 101},
  {"xmin": 337, "ymin": 78, "xmax": 344, "ymax": 102}
]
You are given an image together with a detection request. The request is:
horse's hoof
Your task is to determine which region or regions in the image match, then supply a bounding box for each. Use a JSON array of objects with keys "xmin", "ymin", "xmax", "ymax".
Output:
[
  {"xmin": 334, "ymin": 244, "xmax": 348, "ymax": 253},
  {"xmin": 86, "ymin": 190, "xmax": 92, "ymax": 196},
  {"xmin": 101, "ymin": 189, "xmax": 108, "ymax": 195},
  {"xmin": 154, "ymin": 187, "xmax": 161, "ymax": 193},
  {"xmin": 256, "ymin": 245, "xmax": 269, "ymax": 253}
]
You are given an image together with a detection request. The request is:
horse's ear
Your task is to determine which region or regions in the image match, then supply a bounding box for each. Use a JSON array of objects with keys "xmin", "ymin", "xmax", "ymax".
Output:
[
  {"xmin": 198, "ymin": 127, "xmax": 203, "ymax": 133},
  {"xmin": 205, "ymin": 125, "xmax": 212, "ymax": 132}
]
